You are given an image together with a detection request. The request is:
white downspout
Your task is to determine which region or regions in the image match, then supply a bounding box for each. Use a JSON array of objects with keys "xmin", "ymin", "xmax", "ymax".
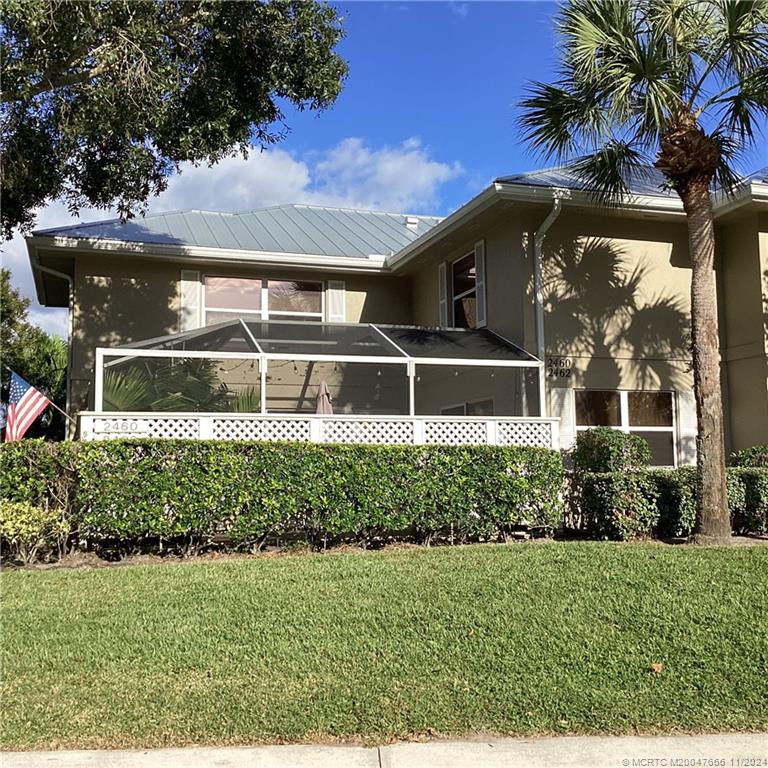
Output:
[
  {"xmin": 30, "ymin": 254, "xmax": 75, "ymax": 436},
  {"xmin": 533, "ymin": 197, "xmax": 562, "ymax": 417}
]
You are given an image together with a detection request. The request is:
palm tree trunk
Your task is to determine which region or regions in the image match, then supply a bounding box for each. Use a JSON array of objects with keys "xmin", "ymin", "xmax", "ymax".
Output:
[{"xmin": 680, "ymin": 180, "xmax": 731, "ymax": 543}]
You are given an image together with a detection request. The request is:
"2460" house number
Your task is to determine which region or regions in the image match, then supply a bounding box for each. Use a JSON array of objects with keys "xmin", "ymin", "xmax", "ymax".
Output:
[{"xmin": 546, "ymin": 357, "xmax": 572, "ymax": 379}]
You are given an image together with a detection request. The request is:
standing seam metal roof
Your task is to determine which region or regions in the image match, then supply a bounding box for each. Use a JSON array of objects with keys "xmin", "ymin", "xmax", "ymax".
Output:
[{"xmin": 33, "ymin": 204, "xmax": 443, "ymax": 259}]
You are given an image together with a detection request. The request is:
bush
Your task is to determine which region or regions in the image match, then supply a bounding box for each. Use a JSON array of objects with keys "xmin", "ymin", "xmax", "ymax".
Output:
[
  {"xmin": 649, "ymin": 468, "xmax": 697, "ymax": 539},
  {"xmin": 0, "ymin": 501, "xmax": 69, "ymax": 564},
  {"xmin": 730, "ymin": 445, "xmax": 768, "ymax": 468},
  {"xmin": 0, "ymin": 440, "xmax": 564, "ymax": 557},
  {"xmin": 0, "ymin": 439, "xmax": 77, "ymax": 510},
  {"xmin": 649, "ymin": 466, "xmax": 768, "ymax": 538},
  {"xmin": 577, "ymin": 472, "xmax": 659, "ymax": 540},
  {"xmin": 572, "ymin": 428, "xmax": 651, "ymax": 473},
  {"xmin": 732, "ymin": 468, "xmax": 768, "ymax": 535}
]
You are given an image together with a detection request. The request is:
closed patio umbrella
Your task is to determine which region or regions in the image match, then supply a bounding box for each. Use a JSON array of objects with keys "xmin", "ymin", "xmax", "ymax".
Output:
[{"xmin": 316, "ymin": 381, "xmax": 333, "ymax": 415}]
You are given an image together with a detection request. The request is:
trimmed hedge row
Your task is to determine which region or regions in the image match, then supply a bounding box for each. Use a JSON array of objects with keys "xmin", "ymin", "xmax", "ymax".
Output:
[
  {"xmin": 577, "ymin": 467, "xmax": 768, "ymax": 541},
  {"xmin": 0, "ymin": 439, "xmax": 564, "ymax": 560}
]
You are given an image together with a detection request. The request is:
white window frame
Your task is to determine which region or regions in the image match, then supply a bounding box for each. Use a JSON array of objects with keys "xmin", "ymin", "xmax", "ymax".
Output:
[
  {"xmin": 574, "ymin": 389, "xmax": 678, "ymax": 467},
  {"xmin": 450, "ymin": 251, "xmax": 477, "ymax": 328},
  {"xmin": 203, "ymin": 276, "xmax": 325, "ymax": 324}
]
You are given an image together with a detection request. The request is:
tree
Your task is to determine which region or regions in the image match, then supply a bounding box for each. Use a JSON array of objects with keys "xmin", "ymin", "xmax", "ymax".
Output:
[
  {"xmin": 0, "ymin": 269, "xmax": 68, "ymax": 438},
  {"xmin": 519, "ymin": 0, "xmax": 768, "ymax": 543},
  {"xmin": 1, "ymin": 0, "xmax": 348, "ymax": 238}
]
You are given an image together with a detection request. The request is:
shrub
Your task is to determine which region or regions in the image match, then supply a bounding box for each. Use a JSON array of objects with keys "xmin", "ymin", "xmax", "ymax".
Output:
[
  {"xmin": 732, "ymin": 468, "xmax": 768, "ymax": 535},
  {"xmin": 572, "ymin": 428, "xmax": 651, "ymax": 473},
  {"xmin": 0, "ymin": 501, "xmax": 69, "ymax": 564},
  {"xmin": 0, "ymin": 439, "xmax": 76, "ymax": 510},
  {"xmin": 730, "ymin": 445, "xmax": 768, "ymax": 468},
  {"xmin": 0, "ymin": 440, "xmax": 563, "ymax": 556},
  {"xmin": 649, "ymin": 466, "xmax": 766, "ymax": 538},
  {"xmin": 577, "ymin": 471, "xmax": 659, "ymax": 540},
  {"xmin": 649, "ymin": 468, "xmax": 696, "ymax": 539}
]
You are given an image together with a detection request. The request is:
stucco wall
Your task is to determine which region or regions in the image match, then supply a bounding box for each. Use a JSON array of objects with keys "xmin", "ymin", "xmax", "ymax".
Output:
[
  {"xmin": 70, "ymin": 254, "xmax": 413, "ymax": 411},
  {"xmin": 718, "ymin": 215, "xmax": 768, "ymax": 451}
]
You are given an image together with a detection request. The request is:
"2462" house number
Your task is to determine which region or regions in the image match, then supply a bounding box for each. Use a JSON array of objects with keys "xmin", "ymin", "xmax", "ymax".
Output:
[{"xmin": 546, "ymin": 357, "xmax": 572, "ymax": 379}]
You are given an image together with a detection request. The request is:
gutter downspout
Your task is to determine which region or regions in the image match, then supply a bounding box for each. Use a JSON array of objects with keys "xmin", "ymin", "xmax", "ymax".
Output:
[
  {"xmin": 533, "ymin": 197, "xmax": 562, "ymax": 417},
  {"xmin": 30, "ymin": 254, "xmax": 75, "ymax": 438}
]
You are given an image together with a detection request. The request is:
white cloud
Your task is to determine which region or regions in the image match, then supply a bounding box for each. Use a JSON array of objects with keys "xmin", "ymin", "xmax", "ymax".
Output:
[{"xmin": 3, "ymin": 137, "xmax": 462, "ymax": 339}]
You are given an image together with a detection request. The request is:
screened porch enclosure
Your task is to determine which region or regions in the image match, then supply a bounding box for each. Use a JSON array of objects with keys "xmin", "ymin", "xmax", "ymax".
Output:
[{"xmin": 81, "ymin": 320, "xmax": 559, "ymax": 447}]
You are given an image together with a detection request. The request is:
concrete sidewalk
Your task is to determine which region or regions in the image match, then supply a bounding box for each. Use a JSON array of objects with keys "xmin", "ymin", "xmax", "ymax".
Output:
[{"xmin": 3, "ymin": 733, "xmax": 766, "ymax": 768}]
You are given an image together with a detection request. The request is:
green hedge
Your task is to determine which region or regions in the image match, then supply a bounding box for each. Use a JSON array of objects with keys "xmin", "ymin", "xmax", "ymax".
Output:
[
  {"xmin": 576, "ymin": 472, "xmax": 659, "ymax": 540},
  {"xmin": 0, "ymin": 439, "xmax": 564, "ymax": 560},
  {"xmin": 572, "ymin": 427, "xmax": 652, "ymax": 473},
  {"xmin": 581, "ymin": 466, "xmax": 768, "ymax": 540},
  {"xmin": 730, "ymin": 444, "xmax": 768, "ymax": 468}
]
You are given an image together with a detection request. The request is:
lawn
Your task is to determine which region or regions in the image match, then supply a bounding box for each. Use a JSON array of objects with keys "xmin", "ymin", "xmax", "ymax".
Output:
[{"xmin": 2, "ymin": 542, "xmax": 767, "ymax": 750}]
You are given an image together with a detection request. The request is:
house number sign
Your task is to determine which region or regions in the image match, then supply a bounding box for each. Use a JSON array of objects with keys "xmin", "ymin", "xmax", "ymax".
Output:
[
  {"xmin": 546, "ymin": 357, "xmax": 572, "ymax": 379},
  {"xmin": 93, "ymin": 418, "xmax": 149, "ymax": 436}
]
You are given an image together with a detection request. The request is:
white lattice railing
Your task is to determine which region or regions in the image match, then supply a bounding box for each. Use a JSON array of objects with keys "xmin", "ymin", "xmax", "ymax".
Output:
[{"xmin": 78, "ymin": 413, "xmax": 560, "ymax": 449}]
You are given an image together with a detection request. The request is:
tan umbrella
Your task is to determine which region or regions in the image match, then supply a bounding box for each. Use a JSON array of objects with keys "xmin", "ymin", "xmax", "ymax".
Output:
[{"xmin": 316, "ymin": 381, "xmax": 333, "ymax": 415}]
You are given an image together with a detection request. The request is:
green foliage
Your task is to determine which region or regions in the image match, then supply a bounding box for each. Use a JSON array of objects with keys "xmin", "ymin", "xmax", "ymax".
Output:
[
  {"xmin": 1, "ymin": 0, "xmax": 348, "ymax": 237},
  {"xmin": 0, "ymin": 501, "xmax": 69, "ymax": 564},
  {"xmin": 0, "ymin": 439, "xmax": 77, "ymax": 512},
  {"xmin": 577, "ymin": 471, "xmax": 659, "ymax": 540},
  {"xmin": 0, "ymin": 269, "xmax": 67, "ymax": 438},
  {"xmin": 730, "ymin": 444, "xmax": 768, "ymax": 468},
  {"xmin": 518, "ymin": 0, "xmax": 768, "ymax": 201},
  {"xmin": 572, "ymin": 427, "xmax": 651, "ymax": 472},
  {"xmin": 732, "ymin": 468, "xmax": 768, "ymax": 536},
  {"xmin": 0, "ymin": 440, "xmax": 564, "ymax": 557},
  {"xmin": 103, "ymin": 359, "xmax": 231, "ymax": 412},
  {"xmin": 638, "ymin": 467, "xmax": 766, "ymax": 539},
  {"xmin": 649, "ymin": 468, "xmax": 697, "ymax": 539}
]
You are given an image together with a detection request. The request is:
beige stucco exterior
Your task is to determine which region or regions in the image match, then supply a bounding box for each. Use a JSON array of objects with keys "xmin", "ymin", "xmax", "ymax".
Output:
[
  {"xmin": 66, "ymin": 253, "xmax": 413, "ymax": 412},
  {"xmin": 717, "ymin": 213, "xmax": 768, "ymax": 451},
  {"xmin": 30, "ymin": 182, "xmax": 768, "ymax": 457}
]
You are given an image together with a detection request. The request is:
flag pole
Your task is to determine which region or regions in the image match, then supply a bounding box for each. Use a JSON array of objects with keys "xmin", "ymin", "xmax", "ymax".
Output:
[{"xmin": 2, "ymin": 365, "xmax": 77, "ymax": 425}]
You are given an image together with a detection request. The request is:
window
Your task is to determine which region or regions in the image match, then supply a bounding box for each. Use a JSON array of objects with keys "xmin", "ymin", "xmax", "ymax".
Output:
[
  {"xmin": 204, "ymin": 277, "xmax": 323, "ymax": 325},
  {"xmin": 452, "ymin": 253, "xmax": 477, "ymax": 328},
  {"xmin": 441, "ymin": 398, "xmax": 494, "ymax": 417},
  {"xmin": 575, "ymin": 389, "xmax": 676, "ymax": 466}
]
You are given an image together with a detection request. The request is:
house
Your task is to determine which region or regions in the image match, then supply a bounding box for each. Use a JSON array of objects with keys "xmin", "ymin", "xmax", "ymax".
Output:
[{"xmin": 26, "ymin": 165, "xmax": 768, "ymax": 464}]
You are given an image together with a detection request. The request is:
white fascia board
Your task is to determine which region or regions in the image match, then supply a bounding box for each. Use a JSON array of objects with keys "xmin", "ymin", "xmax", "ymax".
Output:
[
  {"xmin": 26, "ymin": 235, "xmax": 388, "ymax": 274},
  {"xmin": 386, "ymin": 182, "xmax": 691, "ymax": 274},
  {"xmin": 386, "ymin": 186, "xmax": 500, "ymax": 272},
  {"xmin": 712, "ymin": 182, "xmax": 768, "ymax": 217}
]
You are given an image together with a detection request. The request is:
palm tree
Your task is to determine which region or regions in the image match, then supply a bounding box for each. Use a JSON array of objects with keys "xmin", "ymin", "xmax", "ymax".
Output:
[{"xmin": 519, "ymin": 0, "xmax": 768, "ymax": 543}]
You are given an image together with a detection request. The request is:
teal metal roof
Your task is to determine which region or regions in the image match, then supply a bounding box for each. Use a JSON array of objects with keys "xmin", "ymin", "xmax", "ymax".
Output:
[{"xmin": 33, "ymin": 204, "xmax": 443, "ymax": 259}]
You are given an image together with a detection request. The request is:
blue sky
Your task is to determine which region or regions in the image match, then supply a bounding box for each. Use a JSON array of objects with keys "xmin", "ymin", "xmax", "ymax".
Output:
[
  {"xmin": 6, "ymin": 1, "xmax": 767, "ymax": 335},
  {"xmin": 278, "ymin": 1, "xmax": 560, "ymax": 209}
]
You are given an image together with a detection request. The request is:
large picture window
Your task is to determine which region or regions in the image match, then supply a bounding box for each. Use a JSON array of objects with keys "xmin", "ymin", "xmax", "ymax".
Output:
[
  {"xmin": 204, "ymin": 277, "xmax": 323, "ymax": 325},
  {"xmin": 575, "ymin": 389, "xmax": 676, "ymax": 466},
  {"xmin": 452, "ymin": 253, "xmax": 477, "ymax": 329}
]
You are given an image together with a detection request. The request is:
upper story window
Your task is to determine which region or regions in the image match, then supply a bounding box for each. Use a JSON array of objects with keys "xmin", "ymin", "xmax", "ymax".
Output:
[
  {"xmin": 203, "ymin": 277, "xmax": 324, "ymax": 325},
  {"xmin": 575, "ymin": 389, "xmax": 676, "ymax": 466},
  {"xmin": 452, "ymin": 253, "xmax": 477, "ymax": 328}
]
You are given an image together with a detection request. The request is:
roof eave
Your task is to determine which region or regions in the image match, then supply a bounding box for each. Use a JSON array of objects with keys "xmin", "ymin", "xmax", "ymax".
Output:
[{"xmin": 24, "ymin": 235, "xmax": 389, "ymax": 274}]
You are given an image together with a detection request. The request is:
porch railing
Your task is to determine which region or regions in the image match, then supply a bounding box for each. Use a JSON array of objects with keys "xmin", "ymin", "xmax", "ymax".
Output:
[{"xmin": 78, "ymin": 412, "xmax": 561, "ymax": 449}]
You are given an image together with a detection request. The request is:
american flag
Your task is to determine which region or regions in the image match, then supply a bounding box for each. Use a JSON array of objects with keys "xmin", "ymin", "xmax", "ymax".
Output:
[{"xmin": 5, "ymin": 371, "xmax": 50, "ymax": 442}]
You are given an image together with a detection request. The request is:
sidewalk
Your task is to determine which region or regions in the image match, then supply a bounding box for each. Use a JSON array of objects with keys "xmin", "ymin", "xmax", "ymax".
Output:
[{"xmin": 3, "ymin": 733, "xmax": 766, "ymax": 768}]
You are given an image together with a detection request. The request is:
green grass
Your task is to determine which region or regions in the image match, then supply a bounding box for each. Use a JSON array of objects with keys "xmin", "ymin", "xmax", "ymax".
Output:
[{"xmin": 2, "ymin": 542, "xmax": 767, "ymax": 750}]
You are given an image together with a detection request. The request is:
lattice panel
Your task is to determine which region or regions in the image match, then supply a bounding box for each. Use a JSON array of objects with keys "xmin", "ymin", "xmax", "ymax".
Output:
[
  {"xmin": 424, "ymin": 420, "xmax": 487, "ymax": 445},
  {"xmin": 212, "ymin": 418, "xmax": 311, "ymax": 442},
  {"xmin": 497, "ymin": 421, "xmax": 553, "ymax": 447},
  {"xmin": 260, "ymin": 419, "xmax": 311, "ymax": 442},
  {"xmin": 212, "ymin": 419, "xmax": 262, "ymax": 440},
  {"xmin": 145, "ymin": 418, "xmax": 200, "ymax": 439},
  {"xmin": 322, "ymin": 419, "xmax": 414, "ymax": 445}
]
